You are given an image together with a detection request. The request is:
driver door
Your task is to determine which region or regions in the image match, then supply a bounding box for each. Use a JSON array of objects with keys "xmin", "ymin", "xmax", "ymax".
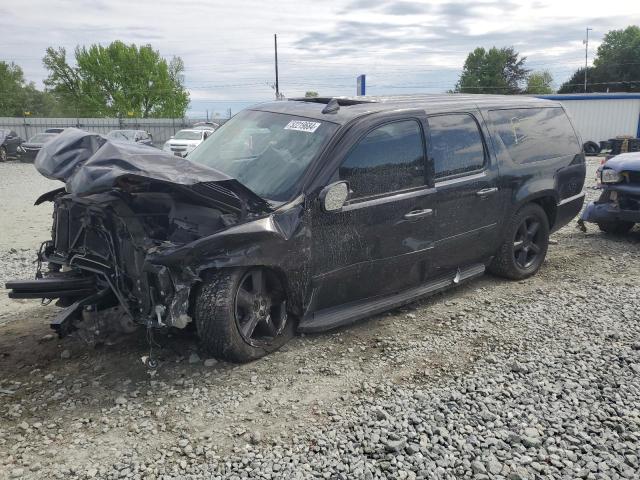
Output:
[{"xmin": 310, "ymin": 117, "xmax": 437, "ymax": 312}]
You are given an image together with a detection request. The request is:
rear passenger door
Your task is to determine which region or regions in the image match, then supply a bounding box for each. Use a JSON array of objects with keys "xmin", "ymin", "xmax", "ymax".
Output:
[{"xmin": 426, "ymin": 112, "xmax": 505, "ymax": 275}]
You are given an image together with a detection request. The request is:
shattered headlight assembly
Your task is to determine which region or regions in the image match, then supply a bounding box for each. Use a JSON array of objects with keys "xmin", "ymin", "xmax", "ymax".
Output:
[{"xmin": 601, "ymin": 168, "xmax": 622, "ymax": 184}]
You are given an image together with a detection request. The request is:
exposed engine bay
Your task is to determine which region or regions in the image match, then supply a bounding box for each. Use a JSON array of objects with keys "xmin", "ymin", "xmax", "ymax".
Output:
[{"xmin": 5, "ymin": 129, "xmax": 273, "ymax": 346}]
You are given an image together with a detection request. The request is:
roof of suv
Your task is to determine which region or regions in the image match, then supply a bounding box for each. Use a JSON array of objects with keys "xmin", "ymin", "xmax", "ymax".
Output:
[{"xmin": 251, "ymin": 94, "xmax": 562, "ymax": 125}]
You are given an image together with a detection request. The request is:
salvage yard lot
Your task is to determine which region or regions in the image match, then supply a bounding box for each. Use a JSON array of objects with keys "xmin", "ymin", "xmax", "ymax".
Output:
[{"xmin": 1, "ymin": 159, "xmax": 639, "ymax": 479}]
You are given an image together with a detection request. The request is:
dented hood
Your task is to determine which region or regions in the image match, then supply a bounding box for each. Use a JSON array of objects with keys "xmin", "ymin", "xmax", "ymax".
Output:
[
  {"xmin": 603, "ymin": 152, "xmax": 640, "ymax": 172},
  {"xmin": 34, "ymin": 128, "xmax": 271, "ymax": 213}
]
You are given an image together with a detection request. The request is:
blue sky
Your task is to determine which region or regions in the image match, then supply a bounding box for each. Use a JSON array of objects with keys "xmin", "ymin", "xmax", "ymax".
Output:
[{"xmin": 1, "ymin": 0, "xmax": 638, "ymax": 118}]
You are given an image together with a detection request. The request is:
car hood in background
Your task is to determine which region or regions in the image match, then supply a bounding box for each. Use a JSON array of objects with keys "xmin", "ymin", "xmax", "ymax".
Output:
[
  {"xmin": 603, "ymin": 152, "xmax": 640, "ymax": 172},
  {"xmin": 35, "ymin": 128, "xmax": 271, "ymax": 214}
]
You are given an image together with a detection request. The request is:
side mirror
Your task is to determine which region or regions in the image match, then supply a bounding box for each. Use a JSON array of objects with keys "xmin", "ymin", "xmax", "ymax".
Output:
[{"xmin": 320, "ymin": 181, "xmax": 349, "ymax": 212}]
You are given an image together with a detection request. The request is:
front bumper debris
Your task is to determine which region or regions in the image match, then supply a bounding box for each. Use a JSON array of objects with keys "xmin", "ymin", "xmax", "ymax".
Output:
[
  {"xmin": 6, "ymin": 274, "xmax": 96, "ymax": 299},
  {"xmin": 580, "ymin": 185, "xmax": 640, "ymax": 225}
]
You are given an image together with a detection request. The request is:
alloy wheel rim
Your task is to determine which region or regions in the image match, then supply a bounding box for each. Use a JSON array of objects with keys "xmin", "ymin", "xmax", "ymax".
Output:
[
  {"xmin": 513, "ymin": 216, "xmax": 543, "ymax": 269},
  {"xmin": 234, "ymin": 269, "xmax": 287, "ymax": 346}
]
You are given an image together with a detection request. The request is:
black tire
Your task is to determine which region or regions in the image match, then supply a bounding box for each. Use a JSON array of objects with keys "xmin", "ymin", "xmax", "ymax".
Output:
[
  {"xmin": 0, "ymin": 147, "xmax": 7, "ymax": 162},
  {"xmin": 597, "ymin": 221, "xmax": 634, "ymax": 234},
  {"xmin": 489, "ymin": 203, "xmax": 550, "ymax": 280},
  {"xmin": 193, "ymin": 267, "xmax": 295, "ymax": 362},
  {"xmin": 583, "ymin": 141, "xmax": 600, "ymax": 156}
]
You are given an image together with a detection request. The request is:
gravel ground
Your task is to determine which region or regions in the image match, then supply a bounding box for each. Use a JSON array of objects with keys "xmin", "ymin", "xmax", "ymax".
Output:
[{"xmin": 1, "ymin": 158, "xmax": 639, "ymax": 480}]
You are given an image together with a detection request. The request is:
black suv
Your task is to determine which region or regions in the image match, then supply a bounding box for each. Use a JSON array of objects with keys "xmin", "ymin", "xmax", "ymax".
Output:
[{"xmin": 6, "ymin": 95, "xmax": 586, "ymax": 362}]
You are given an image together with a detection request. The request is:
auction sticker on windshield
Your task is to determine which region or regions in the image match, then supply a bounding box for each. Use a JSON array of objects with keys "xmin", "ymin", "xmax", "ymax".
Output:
[{"xmin": 284, "ymin": 120, "xmax": 321, "ymax": 133}]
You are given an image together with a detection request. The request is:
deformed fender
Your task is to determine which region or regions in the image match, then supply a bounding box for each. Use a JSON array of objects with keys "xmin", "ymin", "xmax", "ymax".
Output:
[{"xmin": 147, "ymin": 201, "xmax": 312, "ymax": 315}]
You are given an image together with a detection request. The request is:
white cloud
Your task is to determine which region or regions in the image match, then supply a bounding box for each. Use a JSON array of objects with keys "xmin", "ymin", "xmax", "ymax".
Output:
[{"xmin": 1, "ymin": 0, "xmax": 638, "ymax": 116}]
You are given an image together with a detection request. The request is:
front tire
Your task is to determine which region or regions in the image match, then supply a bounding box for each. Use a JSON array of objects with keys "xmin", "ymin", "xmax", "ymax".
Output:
[
  {"xmin": 0, "ymin": 147, "xmax": 7, "ymax": 162},
  {"xmin": 193, "ymin": 268, "xmax": 295, "ymax": 362},
  {"xmin": 597, "ymin": 221, "xmax": 634, "ymax": 234},
  {"xmin": 489, "ymin": 203, "xmax": 550, "ymax": 280}
]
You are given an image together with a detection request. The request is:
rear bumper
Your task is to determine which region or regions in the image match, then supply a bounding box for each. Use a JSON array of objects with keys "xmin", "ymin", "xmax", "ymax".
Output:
[
  {"xmin": 553, "ymin": 192, "xmax": 585, "ymax": 232},
  {"xmin": 16, "ymin": 150, "xmax": 39, "ymax": 162}
]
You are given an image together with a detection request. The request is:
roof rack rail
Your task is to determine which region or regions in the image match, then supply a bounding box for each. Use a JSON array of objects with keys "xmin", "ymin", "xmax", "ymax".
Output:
[{"xmin": 289, "ymin": 96, "xmax": 378, "ymax": 106}]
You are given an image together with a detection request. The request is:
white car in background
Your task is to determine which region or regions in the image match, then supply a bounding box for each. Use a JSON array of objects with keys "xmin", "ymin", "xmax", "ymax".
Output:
[{"xmin": 162, "ymin": 129, "xmax": 214, "ymax": 157}]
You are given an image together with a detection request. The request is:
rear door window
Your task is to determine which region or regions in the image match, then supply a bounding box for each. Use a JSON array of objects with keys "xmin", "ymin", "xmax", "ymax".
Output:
[
  {"xmin": 428, "ymin": 114, "xmax": 486, "ymax": 180},
  {"xmin": 488, "ymin": 107, "xmax": 580, "ymax": 164},
  {"xmin": 339, "ymin": 120, "xmax": 426, "ymax": 198}
]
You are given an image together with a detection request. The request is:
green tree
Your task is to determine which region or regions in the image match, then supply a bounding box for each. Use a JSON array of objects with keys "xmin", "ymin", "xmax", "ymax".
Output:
[
  {"xmin": 454, "ymin": 47, "xmax": 529, "ymax": 94},
  {"xmin": 21, "ymin": 84, "xmax": 67, "ymax": 116},
  {"xmin": 0, "ymin": 61, "xmax": 65, "ymax": 116},
  {"xmin": 43, "ymin": 41, "xmax": 190, "ymax": 118},
  {"xmin": 559, "ymin": 25, "xmax": 640, "ymax": 93},
  {"xmin": 0, "ymin": 62, "xmax": 27, "ymax": 116},
  {"xmin": 593, "ymin": 25, "xmax": 640, "ymax": 91},
  {"xmin": 525, "ymin": 70, "xmax": 554, "ymax": 94},
  {"xmin": 304, "ymin": 91, "xmax": 319, "ymax": 97},
  {"xmin": 557, "ymin": 67, "xmax": 601, "ymax": 93}
]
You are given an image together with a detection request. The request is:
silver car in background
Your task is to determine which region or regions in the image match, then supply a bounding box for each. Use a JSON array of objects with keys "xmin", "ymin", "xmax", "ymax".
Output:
[{"xmin": 162, "ymin": 128, "xmax": 214, "ymax": 157}]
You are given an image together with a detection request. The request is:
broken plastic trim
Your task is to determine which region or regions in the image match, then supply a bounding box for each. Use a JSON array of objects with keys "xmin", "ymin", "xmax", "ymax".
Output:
[{"xmin": 322, "ymin": 98, "xmax": 341, "ymax": 114}]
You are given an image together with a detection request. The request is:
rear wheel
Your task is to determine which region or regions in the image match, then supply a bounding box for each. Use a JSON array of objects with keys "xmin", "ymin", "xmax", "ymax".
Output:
[
  {"xmin": 0, "ymin": 147, "xmax": 7, "ymax": 162},
  {"xmin": 194, "ymin": 268, "xmax": 294, "ymax": 362},
  {"xmin": 489, "ymin": 203, "xmax": 550, "ymax": 280},
  {"xmin": 597, "ymin": 221, "xmax": 634, "ymax": 234}
]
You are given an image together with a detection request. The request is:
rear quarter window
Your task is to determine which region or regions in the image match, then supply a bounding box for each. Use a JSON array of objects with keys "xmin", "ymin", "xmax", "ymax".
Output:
[{"xmin": 488, "ymin": 107, "xmax": 580, "ymax": 164}]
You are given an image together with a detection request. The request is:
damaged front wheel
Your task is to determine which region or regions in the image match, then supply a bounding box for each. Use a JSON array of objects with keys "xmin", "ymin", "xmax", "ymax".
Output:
[{"xmin": 193, "ymin": 268, "xmax": 294, "ymax": 362}]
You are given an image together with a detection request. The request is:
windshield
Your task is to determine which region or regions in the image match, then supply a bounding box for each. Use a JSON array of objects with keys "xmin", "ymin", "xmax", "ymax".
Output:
[
  {"xmin": 187, "ymin": 110, "xmax": 338, "ymax": 201},
  {"xmin": 107, "ymin": 130, "xmax": 136, "ymax": 141},
  {"xmin": 29, "ymin": 133, "xmax": 56, "ymax": 143},
  {"xmin": 174, "ymin": 130, "xmax": 203, "ymax": 140}
]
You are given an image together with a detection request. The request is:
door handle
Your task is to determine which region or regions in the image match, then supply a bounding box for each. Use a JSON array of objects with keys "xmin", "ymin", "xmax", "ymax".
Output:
[
  {"xmin": 403, "ymin": 208, "xmax": 433, "ymax": 221},
  {"xmin": 476, "ymin": 187, "xmax": 498, "ymax": 198}
]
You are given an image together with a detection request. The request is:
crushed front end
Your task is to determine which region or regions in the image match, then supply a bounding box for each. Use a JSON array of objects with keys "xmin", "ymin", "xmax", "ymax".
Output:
[
  {"xmin": 580, "ymin": 153, "xmax": 640, "ymax": 229},
  {"xmin": 8, "ymin": 187, "xmax": 239, "ymax": 340},
  {"xmin": 5, "ymin": 128, "xmax": 271, "ymax": 343}
]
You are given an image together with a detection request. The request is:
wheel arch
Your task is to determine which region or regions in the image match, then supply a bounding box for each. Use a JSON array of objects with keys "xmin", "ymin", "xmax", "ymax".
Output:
[
  {"xmin": 513, "ymin": 190, "xmax": 558, "ymax": 231},
  {"xmin": 530, "ymin": 196, "xmax": 557, "ymax": 230}
]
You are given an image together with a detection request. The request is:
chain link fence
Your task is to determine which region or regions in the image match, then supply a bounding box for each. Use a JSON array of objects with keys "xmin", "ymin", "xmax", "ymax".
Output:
[{"xmin": 0, "ymin": 117, "xmax": 227, "ymax": 147}]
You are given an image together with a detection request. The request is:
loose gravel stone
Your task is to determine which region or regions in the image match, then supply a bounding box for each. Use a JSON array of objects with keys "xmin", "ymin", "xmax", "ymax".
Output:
[{"xmin": 0, "ymin": 158, "xmax": 639, "ymax": 480}]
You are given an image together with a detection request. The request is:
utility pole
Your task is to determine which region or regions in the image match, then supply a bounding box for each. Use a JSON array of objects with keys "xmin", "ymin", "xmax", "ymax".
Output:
[
  {"xmin": 583, "ymin": 27, "xmax": 592, "ymax": 92},
  {"xmin": 274, "ymin": 34, "xmax": 280, "ymax": 100}
]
